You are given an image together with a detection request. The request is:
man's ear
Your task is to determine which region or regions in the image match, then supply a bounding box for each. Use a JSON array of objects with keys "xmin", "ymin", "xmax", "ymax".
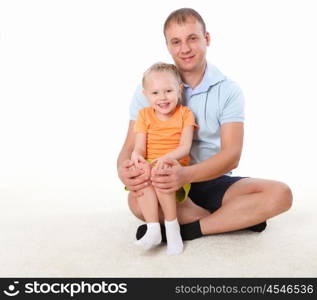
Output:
[{"xmin": 205, "ymin": 32, "xmax": 211, "ymax": 46}]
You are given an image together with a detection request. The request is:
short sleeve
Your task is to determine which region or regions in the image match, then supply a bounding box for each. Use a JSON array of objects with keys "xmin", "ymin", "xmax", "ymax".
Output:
[
  {"xmin": 134, "ymin": 109, "xmax": 147, "ymax": 133},
  {"xmin": 219, "ymin": 81, "xmax": 245, "ymax": 124},
  {"xmin": 182, "ymin": 106, "xmax": 198, "ymax": 129},
  {"xmin": 129, "ymin": 84, "xmax": 149, "ymax": 120}
]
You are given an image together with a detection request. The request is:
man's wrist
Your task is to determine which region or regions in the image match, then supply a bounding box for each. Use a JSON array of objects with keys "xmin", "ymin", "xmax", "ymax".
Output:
[{"xmin": 183, "ymin": 165, "xmax": 195, "ymax": 184}]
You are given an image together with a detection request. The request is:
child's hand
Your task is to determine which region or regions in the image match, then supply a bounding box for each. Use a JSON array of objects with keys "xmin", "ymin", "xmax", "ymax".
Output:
[
  {"xmin": 131, "ymin": 151, "xmax": 146, "ymax": 169},
  {"xmin": 151, "ymin": 156, "xmax": 172, "ymax": 170}
]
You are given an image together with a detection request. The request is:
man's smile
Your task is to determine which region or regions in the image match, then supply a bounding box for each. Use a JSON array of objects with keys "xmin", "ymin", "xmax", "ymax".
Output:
[{"xmin": 181, "ymin": 55, "xmax": 195, "ymax": 62}]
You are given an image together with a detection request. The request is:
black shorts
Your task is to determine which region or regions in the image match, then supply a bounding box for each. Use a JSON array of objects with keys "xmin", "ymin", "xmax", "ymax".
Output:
[{"xmin": 189, "ymin": 175, "xmax": 247, "ymax": 212}]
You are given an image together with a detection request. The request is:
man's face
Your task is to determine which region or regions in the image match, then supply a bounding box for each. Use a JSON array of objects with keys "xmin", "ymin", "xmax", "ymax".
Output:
[{"xmin": 165, "ymin": 18, "xmax": 210, "ymax": 73}]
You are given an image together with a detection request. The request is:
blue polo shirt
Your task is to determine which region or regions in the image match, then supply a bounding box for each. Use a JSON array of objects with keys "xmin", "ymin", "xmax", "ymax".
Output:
[{"xmin": 129, "ymin": 63, "xmax": 245, "ymax": 168}]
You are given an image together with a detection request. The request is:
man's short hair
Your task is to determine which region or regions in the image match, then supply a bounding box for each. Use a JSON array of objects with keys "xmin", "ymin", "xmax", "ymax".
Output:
[{"xmin": 163, "ymin": 8, "xmax": 206, "ymax": 36}]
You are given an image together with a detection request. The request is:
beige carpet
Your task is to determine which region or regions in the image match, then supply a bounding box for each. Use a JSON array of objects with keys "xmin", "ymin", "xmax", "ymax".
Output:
[{"xmin": 1, "ymin": 186, "xmax": 316, "ymax": 278}]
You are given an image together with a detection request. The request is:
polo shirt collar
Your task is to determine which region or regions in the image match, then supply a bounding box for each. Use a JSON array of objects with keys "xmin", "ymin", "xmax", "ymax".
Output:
[{"xmin": 183, "ymin": 63, "xmax": 226, "ymax": 96}]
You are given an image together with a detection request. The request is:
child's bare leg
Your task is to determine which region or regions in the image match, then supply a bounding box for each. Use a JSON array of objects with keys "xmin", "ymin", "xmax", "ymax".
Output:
[
  {"xmin": 156, "ymin": 190, "xmax": 183, "ymax": 255},
  {"xmin": 134, "ymin": 164, "xmax": 161, "ymax": 250},
  {"xmin": 135, "ymin": 186, "xmax": 162, "ymax": 249},
  {"xmin": 137, "ymin": 186, "xmax": 159, "ymax": 222}
]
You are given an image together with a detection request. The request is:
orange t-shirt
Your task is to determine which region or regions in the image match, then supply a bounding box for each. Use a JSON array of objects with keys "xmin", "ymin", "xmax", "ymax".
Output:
[{"xmin": 134, "ymin": 105, "xmax": 197, "ymax": 165}]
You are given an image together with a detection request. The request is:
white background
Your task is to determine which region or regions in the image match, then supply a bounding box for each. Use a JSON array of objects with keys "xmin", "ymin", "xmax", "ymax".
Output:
[{"xmin": 0, "ymin": 0, "xmax": 316, "ymax": 215}]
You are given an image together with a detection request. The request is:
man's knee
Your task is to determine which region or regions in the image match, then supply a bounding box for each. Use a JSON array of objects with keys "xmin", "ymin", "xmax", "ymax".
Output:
[
  {"xmin": 277, "ymin": 182, "xmax": 293, "ymax": 211},
  {"xmin": 128, "ymin": 193, "xmax": 144, "ymax": 221},
  {"xmin": 269, "ymin": 182, "xmax": 293, "ymax": 213}
]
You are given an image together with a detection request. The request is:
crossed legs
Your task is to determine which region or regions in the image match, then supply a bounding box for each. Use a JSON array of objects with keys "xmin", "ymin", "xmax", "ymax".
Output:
[{"xmin": 129, "ymin": 178, "xmax": 293, "ymax": 236}]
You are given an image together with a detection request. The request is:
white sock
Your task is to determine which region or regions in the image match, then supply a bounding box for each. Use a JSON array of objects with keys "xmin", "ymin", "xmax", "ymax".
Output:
[
  {"xmin": 165, "ymin": 219, "xmax": 183, "ymax": 255},
  {"xmin": 135, "ymin": 222, "xmax": 162, "ymax": 250}
]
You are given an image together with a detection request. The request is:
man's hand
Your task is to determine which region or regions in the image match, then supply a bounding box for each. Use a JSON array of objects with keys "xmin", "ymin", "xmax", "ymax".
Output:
[
  {"xmin": 118, "ymin": 159, "xmax": 151, "ymax": 197},
  {"xmin": 151, "ymin": 158, "xmax": 190, "ymax": 193}
]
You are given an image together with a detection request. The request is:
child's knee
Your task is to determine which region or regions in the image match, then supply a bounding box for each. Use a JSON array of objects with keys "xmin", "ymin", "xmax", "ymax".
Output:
[
  {"xmin": 138, "ymin": 161, "xmax": 152, "ymax": 178},
  {"xmin": 128, "ymin": 193, "xmax": 144, "ymax": 221}
]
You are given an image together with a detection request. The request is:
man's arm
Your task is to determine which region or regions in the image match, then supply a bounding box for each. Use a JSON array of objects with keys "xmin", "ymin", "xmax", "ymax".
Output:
[
  {"xmin": 187, "ymin": 122, "xmax": 243, "ymax": 182},
  {"xmin": 117, "ymin": 121, "xmax": 135, "ymax": 169},
  {"xmin": 151, "ymin": 122, "xmax": 243, "ymax": 192}
]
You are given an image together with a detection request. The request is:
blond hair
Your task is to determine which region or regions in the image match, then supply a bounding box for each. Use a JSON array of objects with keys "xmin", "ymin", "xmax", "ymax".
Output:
[
  {"xmin": 142, "ymin": 62, "xmax": 182, "ymax": 87},
  {"xmin": 163, "ymin": 8, "xmax": 206, "ymax": 36}
]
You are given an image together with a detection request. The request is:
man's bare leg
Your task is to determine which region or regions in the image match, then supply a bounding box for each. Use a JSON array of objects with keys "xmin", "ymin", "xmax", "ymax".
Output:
[{"xmin": 199, "ymin": 178, "xmax": 293, "ymax": 235}]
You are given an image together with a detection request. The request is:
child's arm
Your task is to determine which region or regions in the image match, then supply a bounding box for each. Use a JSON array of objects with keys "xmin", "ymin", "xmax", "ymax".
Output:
[
  {"xmin": 153, "ymin": 125, "xmax": 194, "ymax": 168},
  {"xmin": 131, "ymin": 132, "xmax": 147, "ymax": 168}
]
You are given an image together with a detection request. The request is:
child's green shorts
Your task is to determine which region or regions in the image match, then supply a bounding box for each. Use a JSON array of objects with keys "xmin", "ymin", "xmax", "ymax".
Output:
[{"xmin": 175, "ymin": 183, "xmax": 191, "ymax": 203}]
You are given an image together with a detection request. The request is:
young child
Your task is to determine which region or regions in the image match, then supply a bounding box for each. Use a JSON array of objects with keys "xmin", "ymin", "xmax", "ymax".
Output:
[{"xmin": 131, "ymin": 62, "xmax": 197, "ymax": 255}]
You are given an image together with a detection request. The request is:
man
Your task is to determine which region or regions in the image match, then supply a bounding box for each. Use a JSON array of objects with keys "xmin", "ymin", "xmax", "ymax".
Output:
[{"xmin": 117, "ymin": 8, "xmax": 292, "ymax": 241}]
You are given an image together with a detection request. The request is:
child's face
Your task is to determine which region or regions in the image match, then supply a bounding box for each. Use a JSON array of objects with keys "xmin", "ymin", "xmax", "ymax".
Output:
[{"xmin": 143, "ymin": 71, "xmax": 182, "ymax": 116}]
